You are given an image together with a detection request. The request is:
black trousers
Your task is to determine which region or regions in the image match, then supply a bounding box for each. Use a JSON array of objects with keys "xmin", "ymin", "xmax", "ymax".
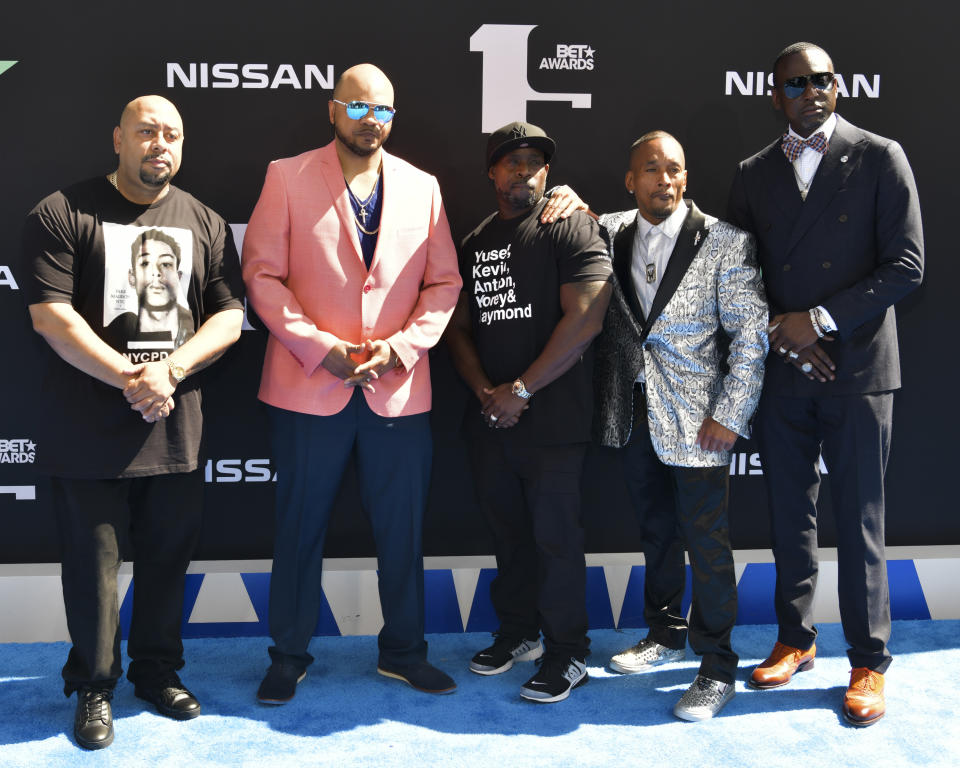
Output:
[
  {"xmin": 267, "ymin": 391, "xmax": 432, "ymax": 669},
  {"xmin": 469, "ymin": 431, "xmax": 589, "ymax": 659},
  {"xmin": 620, "ymin": 392, "xmax": 738, "ymax": 684},
  {"xmin": 755, "ymin": 390, "xmax": 893, "ymax": 673},
  {"xmin": 51, "ymin": 470, "xmax": 202, "ymax": 695}
]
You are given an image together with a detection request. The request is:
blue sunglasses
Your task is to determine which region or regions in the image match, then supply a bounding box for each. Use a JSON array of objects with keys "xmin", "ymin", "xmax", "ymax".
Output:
[
  {"xmin": 782, "ymin": 72, "xmax": 835, "ymax": 99},
  {"xmin": 332, "ymin": 99, "xmax": 396, "ymax": 123}
]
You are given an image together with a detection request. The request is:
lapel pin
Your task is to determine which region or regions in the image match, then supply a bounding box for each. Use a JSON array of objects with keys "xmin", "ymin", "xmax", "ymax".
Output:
[
  {"xmin": 840, "ymin": 155, "xmax": 848, "ymax": 163},
  {"xmin": 693, "ymin": 231, "xmax": 701, "ymax": 246}
]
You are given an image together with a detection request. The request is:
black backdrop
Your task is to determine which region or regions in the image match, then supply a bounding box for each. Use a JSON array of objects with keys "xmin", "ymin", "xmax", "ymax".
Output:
[{"xmin": 1, "ymin": 1, "xmax": 956, "ymax": 563}]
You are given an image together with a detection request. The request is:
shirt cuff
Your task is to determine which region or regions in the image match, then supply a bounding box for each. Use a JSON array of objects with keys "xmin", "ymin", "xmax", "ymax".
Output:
[{"xmin": 816, "ymin": 305, "xmax": 838, "ymax": 332}]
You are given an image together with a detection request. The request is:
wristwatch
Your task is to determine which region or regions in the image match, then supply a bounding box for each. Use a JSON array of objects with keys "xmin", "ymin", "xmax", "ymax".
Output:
[
  {"xmin": 166, "ymin": 357, "xmax": 186, "ymax": 384},
  {"xmin": 511, "ymin": 378, "xmax": 533, "ymax": 400}
]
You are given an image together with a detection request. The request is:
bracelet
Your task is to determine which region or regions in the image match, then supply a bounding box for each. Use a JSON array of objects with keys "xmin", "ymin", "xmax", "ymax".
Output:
[{"xmin": 808, "ymin": 308, "xmax": 825, "ymax": 339}]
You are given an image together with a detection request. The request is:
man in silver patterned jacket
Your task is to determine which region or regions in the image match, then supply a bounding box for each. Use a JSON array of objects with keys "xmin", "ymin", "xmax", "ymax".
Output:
[{"xmin": 592, "ymin": 131, "xmax": 768, "ymax": 721}]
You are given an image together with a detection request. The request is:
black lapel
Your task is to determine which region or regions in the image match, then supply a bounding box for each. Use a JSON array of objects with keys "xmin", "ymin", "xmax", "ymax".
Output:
[
  {"xmin": 612, "ymin": 217, "xmax": 646, "ymax": 325},
  {"xmin": 785, "ymin": 116, "xmax": 863, "ymax": 255},
  {"xmin": 642, "ymin": 201, "xmax": 709, "ymax": 336}
]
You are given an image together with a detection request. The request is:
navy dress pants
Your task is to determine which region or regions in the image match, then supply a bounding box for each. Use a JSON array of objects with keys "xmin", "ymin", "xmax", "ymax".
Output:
[
  {"xmin": 755, "ymin": 390, "xmax": 893, "ymax": 673},
  {"xmin": 267, "ymin": 389, "xmax": 431, "ymax": 670}
]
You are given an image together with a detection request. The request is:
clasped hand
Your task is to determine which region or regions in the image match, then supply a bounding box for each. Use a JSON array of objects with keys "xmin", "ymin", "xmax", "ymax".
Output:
[
  {"xmin": 122, "ymin": 361, "xmax": 176, "ymax": 423},
  {"xmin": 323, "ymin": 339, "xmax": 397, "ymax": 393}
]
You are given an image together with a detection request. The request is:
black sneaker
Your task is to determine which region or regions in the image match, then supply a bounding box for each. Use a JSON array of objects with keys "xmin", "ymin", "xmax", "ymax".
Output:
[
  {"xmin": 470, "ymin": 635, "xmax": 543, "ymax": 675},
  {"xmin": 257, "ymin": 663, "xmax": 307, "ymax": 704},
  {"xmin": 134, "ymin": 671, "xmax": 201, "ymax": 720},
  {"xmin": 74, "ymin": 688, "xmax": 114, "ymax": 750},
  {"xmin": 519, "ymin": 655, "xmax": 588, "ymax": 703},
  {"xmin": 377, "ymin": 660, "xmax": 457, "ymax": 694}
]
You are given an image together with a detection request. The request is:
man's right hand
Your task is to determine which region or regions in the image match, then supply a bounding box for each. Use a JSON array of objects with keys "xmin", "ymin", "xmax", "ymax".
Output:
[
  {"xmin": 789, "ymin": 341, "xmax": 836, "ymax": 382},
  {"xmin": 321, "ymin": 341, "xmax": 366, "ymax": 380}
]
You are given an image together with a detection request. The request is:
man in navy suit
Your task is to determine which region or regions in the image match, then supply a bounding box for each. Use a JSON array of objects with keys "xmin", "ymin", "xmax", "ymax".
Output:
[{"xmin": 727, "ymin": 42, "xmax": 923, "ymax": 726}]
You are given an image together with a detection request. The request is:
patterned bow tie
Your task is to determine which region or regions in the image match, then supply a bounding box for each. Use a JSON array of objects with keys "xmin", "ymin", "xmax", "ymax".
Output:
[{"xmin": 781, "ymin": 131, "xmax": 828, "ymax": 162}]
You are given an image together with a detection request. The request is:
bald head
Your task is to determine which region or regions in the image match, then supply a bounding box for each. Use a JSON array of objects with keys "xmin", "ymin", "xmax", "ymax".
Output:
[
  {"xmin": 119, "ymin": 95, "xmax": 183, "ymax": 134},
  {"xmin": 112, "ymin": 95, "xmax": 184, "ymax": 203},
  {"xmin": 333, "ymin": 64, "xmax": 394, "ymax": 103}
]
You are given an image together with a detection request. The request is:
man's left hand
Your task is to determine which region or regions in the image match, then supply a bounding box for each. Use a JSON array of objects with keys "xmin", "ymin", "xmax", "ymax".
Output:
[
  {"xmin": 540, "ymin": 185, "xmax": 589, "ymax": 223},
  {"xmin": 768, "ymin": 311, "xmax": 820, "ymax": 356},
  {"xmin": 344, "ymin": 339, "xmax": 397, "ymax": 392},
  {"xmin": 123, "ymin": 361, "xmax": 177, "ymax": 415},
  {"xmin": 480, "ymin": 383, "xmax": 528, "ymax": 428},
  {"xmin": 696, "ymin": 417, "xmax": 738, "ymax": 453}
]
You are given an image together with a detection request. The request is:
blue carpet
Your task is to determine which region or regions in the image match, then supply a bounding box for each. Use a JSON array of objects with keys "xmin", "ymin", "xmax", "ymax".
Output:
[{"xmin": 1, "ymin": 621, "xmax": 957, "ymax": 767}]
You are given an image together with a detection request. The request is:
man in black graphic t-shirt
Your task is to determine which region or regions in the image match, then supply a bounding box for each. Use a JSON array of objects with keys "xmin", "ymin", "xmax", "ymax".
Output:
[
  {"xmin": 445, "ymin": 121, "xmax": 611, "ymax": 704},
  {"xmin": 22, "ymin": 95, "xmax": 244, "ymax": 750}
]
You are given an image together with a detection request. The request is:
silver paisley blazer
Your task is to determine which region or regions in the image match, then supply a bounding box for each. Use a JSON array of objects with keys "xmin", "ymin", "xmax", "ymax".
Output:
[{"xmin": 594, "ymin": 202, "xmax": 768, "ymax": 467}]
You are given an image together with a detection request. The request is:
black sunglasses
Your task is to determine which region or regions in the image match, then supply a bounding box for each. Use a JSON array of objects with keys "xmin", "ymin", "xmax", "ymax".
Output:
[{"xmin": 782, "ymin": 72, "xmax": 835, "ymax": 99}]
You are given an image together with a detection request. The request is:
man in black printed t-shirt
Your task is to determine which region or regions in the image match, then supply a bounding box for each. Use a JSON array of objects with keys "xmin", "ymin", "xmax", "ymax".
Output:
[
  {"xmin": 22, "ymin": 95, "xmax": 244, "ymax": 750},
  {"xmin": 445, "ymin": 121, "xmax": 611, "ymax": 704}
]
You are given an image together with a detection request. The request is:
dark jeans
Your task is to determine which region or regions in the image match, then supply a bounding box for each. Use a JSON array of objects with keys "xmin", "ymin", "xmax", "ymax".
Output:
[
  {"xmin": 620, "ymin": 392, "xmax": 738, "ymax": 684},
  {"xmin": 755, "ymin": 390, "xmax": 893, "ymax": 673},
  {"xmin": 51, "ymin": 471, "xmax": 202, "ymax": 695},
  {"xmin": 469, "ymin": 431, "xmax": 589, "ymax": 659},
  {"xmin": 267, "ymin": 390, "xmax": 432, "ymax": 669}
]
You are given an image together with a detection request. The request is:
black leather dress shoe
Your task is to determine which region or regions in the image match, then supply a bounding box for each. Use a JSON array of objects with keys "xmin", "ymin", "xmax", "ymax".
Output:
[
  {"xmin": 134, "ymin": 672, "xmax": 201, "ymax": 720},
  {"xmin": 74, "ymin": 688, "xmax": 114, "ymax": 750}
]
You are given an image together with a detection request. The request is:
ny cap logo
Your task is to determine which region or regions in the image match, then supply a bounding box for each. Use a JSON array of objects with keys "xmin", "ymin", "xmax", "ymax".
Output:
[
  {"xmin": 470, "ymin": 25, "xmax": 590, "ymax": 133},
  {"xmin": 511, "ymin": 125, "xmax": 528, "ymax": 140}
]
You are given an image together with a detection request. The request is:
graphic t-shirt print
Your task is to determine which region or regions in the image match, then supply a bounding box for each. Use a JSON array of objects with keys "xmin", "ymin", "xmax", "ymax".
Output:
[{"xmin": 102, "ymin": 223, "xmax": 195, "ymax": 362}]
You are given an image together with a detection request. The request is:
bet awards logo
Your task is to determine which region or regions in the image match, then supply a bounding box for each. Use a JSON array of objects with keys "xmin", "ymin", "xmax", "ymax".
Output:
[
  {"xmin": 470, "ymin": 24, "xmax": 593, "ymax": 133},
  {"xmin": 204, "ymin": 458, "xmax": 275, "ymax": 483},
  {"xmin": 0, "ymin": 438, "xmax": 36, "ymax": 464}
]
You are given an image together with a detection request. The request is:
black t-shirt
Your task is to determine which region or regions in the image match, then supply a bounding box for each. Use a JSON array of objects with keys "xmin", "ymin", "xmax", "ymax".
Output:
[
  {"xmin": 458, "ymin": 200, "xmax": 611, "ymax": 445},
  {"xmin": 22, "ymin": 177, "xmax": 244, "ymax": 479}
]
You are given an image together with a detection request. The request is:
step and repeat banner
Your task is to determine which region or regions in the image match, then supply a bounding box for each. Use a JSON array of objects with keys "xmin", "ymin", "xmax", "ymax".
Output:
[{"xmin": 0, "ymin": 2, "xmax": 954, "ymax": 564}]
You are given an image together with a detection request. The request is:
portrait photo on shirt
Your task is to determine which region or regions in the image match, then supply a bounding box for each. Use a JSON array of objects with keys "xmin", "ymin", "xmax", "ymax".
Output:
[{"xmin": 102, "ymin": 223, "xmax": 196, "ymax": 355}]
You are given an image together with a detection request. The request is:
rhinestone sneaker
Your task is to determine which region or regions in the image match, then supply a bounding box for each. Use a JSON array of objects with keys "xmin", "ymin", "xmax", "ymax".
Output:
[
  {"xmin": 673, "ymin": 674, "xmax": 735, "ymax": 721},
  {"xmin": 610, "ymin": 637, "xmax": 685, "ymax": 674},
  {"xmin": 470, "ymin": 635, "xmax": 544, "ymax": 676}
]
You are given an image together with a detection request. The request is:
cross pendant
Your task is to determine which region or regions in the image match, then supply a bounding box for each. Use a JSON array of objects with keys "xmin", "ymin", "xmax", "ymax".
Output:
[{"xmin": 358, "ymin": 206, "xmax": 368, "ymax": 224}]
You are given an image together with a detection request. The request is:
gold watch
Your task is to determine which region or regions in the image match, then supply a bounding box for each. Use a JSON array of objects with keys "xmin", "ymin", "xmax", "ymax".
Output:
[{"xmin": 166, "ymin": 357, "xmax": 186, "ymax": 383}]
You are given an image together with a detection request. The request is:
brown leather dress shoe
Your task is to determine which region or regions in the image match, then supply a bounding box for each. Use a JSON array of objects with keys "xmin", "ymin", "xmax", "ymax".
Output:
[
  {"xmin": 748, "ymin": 641, "xmax": 816, "ymax": 689},
  {"xmin": 843, "ymin": 667, "xmax": 885, "ymax": 726}
]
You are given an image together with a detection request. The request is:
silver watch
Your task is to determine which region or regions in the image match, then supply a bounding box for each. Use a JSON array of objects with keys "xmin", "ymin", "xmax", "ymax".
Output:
[{"xmin": 511, "ymin": 378, "xmax": 532, "ymax": 400}]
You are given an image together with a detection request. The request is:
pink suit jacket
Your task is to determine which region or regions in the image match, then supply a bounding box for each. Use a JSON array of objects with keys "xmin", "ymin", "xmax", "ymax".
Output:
[{"xmin": 241, "ymin": 141, "xmax": 462, "ymax": 417}]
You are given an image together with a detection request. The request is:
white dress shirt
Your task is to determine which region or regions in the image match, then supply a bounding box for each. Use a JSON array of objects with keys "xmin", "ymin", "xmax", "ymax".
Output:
[{"xmin": 630, "ymin": 203, "xmax": 689, "ymax": 382}]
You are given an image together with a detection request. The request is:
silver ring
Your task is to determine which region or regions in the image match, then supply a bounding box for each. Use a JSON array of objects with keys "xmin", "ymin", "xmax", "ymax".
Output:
[
  {"xmin": 801, "ymin": 362, "xmax": 814, "ymax": 373},
  {"xmin": 490, "ymin": 415, "xmax": 498, "ymax": 422},
  {"xmin": 788, "ymin": 351, "xmax": 799, "ymax": 359},
  {"xmin": 778, "ymin": 346, "xmax": 787, "ymax": 355}
]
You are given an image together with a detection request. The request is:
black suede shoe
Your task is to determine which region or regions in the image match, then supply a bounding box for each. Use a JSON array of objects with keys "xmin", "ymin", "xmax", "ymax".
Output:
[
  {"xmin": 377, "ymin": 660, "xmax": 457, "ymax": 694},
  {"xmin": 134, "ymin": 671, "xmax": 201, "ymax": 720},
  {"xmin": 257, "ymin": 663, "xmax": 307, "ymax": 704},
  {"xmin": 74, "ymin": 688, "xmax": 114, "ymax": 750}
]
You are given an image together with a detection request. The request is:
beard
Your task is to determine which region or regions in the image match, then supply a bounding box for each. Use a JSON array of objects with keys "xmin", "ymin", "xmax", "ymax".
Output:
[
  {"xmin": 335, "ymin": 124, "xmax": 382, "ymax": 158},
  {"xmin": 140, "ymin": 156, "xmax": 173, "ymax": 187}
]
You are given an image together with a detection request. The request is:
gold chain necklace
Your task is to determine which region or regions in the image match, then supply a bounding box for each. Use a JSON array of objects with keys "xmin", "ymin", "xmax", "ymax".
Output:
[{"xmin": 347, "ymin": 174, "xmax": 381, "ymax": 235}]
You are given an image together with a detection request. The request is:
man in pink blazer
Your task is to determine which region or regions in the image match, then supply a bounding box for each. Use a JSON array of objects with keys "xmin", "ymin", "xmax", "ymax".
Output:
[{"xmin": 242, "ymin": 63, "xmax": 462, "ymax": 701}]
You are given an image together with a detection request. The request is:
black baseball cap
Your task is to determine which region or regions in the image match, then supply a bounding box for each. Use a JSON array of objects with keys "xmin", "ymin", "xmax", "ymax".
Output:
[{"xmin": 486, "ymin": 121, "xmax": 556, "ymax": 168}]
